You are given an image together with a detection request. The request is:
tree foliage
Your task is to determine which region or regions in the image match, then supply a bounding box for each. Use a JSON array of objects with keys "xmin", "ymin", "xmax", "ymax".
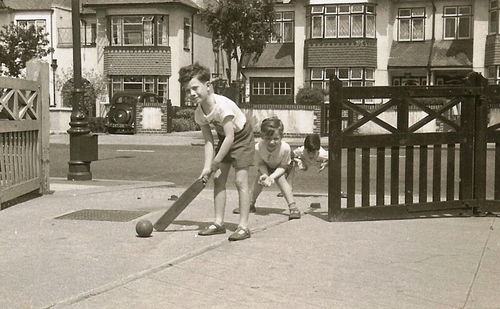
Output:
[
  {"xmin": 56, "ymin": 67, "xmax": 109, "ymax": 117},
  {"xmin": 0, "ymin": 22, "xmax": 53, "ymax": 77},
  {"xmin": 200, "ymin": 0, "xmax": 275, "ymax": 82}
]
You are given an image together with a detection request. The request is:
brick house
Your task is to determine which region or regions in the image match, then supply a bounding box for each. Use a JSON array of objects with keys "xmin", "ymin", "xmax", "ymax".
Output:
[{"xmin": 242, "ymin": 0, "xmax": 490, "ymax": 107}]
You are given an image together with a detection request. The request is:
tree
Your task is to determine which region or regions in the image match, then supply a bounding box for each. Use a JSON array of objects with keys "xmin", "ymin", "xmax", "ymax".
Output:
[
  {"xmin": 0, "ymin": 22, "xmax": 54, "ymax": 77},
  {"xmin": 56, "ymin": 67, "xmax": 109, "ymax": 117},
  {"xmin": 200, "ymin": 0, "xmax": 275, "ymax": 87}
]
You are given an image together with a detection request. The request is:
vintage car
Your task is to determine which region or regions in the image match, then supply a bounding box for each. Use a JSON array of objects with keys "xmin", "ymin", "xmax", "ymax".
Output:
[{"xmin": 105, "ymin": 91, "xmax": 161, "ymax": 134}]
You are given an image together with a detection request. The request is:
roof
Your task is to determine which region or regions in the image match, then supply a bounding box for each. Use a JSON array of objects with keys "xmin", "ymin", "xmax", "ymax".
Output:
[
  {"xmin": 430, "ymin": 39, "xmax": 473, "ymax": 68},
  {"xmin": 2, "ymin": 0, "xmax": 71, "ymax": 10},
  {"xmin": 83, "ymin": 0, "xmax": 200, "ymax": 9},
  {"xmin": 388, "ymin": 41, "xmax": 432, "ymax": 68},
  {"xmin": 243, "ymin": 43, "xmax": 294, "ymax": 69}
]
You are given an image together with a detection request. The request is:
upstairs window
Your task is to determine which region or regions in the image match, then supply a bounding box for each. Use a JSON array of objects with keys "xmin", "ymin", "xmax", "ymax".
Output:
[
  {"xmin": 443, "ymin": 6, "xmax": 471, "ymax": 39},
  {"xmin": 398, "ymin": 8, "xmax": 425, "ymax": 41},
  {"xmin": 309, "ymin": 4, "xmax": 376, "ymax": 39},
  {"xmin": 490, "ymin": 0, "xmax": 499, "ymax": 34},
  {"xmin": 184, "ymin": 17, "xmax": 191, "ymax": 50},
  {"xmin": 271, "ymin": 12, "xmax": 294, "ymax": 43},
  {"xmin": 111, "ymin": 15, "xmax": 168, "ymax": 46}
]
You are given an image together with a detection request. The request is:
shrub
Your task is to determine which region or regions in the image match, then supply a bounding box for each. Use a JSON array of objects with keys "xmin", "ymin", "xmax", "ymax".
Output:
[
  {"xmin": 172, "ymin": 108, "xmax": 199, "ymax": 132},
  {"xmin": 175, "ymin": 108, "xmax": 196, "ymax": 119},
  {"xmin": 296, "ymin": 87, "xmax": 325, "ymax": 105},
  {"xmin": 172, "ymin": 118, "xmax": 199, "ymax": 132},
  {"xmin": 88, "ymin": 117, "xmax": 108, "ymax": 133}
]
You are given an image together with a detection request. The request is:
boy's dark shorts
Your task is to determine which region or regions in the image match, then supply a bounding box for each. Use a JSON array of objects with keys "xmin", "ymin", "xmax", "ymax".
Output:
[
  {"xmin": 216, "ymin": 121, "xmax": 255, "ymax": 169},
  {"xmin": 263, "ymin": 163, "xmax": 294, "ymax": 179}
]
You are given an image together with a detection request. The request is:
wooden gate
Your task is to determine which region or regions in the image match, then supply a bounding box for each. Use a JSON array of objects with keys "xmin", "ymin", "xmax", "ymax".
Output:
[
  {"xmin": 0, "ymin": 61, "xmax": 50, "ymax": 208},
  {"xmin": 328, "ymin": 72, "xmax": 500, "ymax": 221}
]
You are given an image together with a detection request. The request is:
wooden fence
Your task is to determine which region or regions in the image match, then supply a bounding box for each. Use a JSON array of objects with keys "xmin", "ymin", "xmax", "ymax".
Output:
[
  {"xmin": 0, "ymin": 61, "xmax": 50, "ymax": 208},
  {"xmin": 327, "ymin": 72, "xmax": 500, "ymax": 221}
]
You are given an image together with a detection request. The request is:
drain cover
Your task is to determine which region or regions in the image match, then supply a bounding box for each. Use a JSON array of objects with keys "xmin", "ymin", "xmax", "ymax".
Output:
[{"xmin": 55, "ymin": 209, "xmax": 149, "ymax": 222}]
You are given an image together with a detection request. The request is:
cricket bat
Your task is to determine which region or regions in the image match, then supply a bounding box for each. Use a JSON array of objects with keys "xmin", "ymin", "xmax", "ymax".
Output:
[{"xmin": 153, "ymin": 177, "xmax": 209, "ymax": 232}]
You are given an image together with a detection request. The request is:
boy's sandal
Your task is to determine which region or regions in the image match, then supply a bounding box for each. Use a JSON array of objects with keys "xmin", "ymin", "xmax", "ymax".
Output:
[
  {"xmin": 198, "ymin": 223, "xmax": 226, "ymax": 236},
  {"xmin": 289, "ymin": 207, "xmax": 301, "ymax": 220},
  {"xmin": 228, "ymin": 226, "xmax": 251, "ymax": 241}
]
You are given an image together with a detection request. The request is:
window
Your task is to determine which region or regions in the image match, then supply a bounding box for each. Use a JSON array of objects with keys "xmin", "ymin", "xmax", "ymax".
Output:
[
  {"xmin": 17, "ymin": 19, "xmax": 46, "ymax": 30},
  {"xmin": 111, "ymin": 15, "xmax": 168, "ymax": 46},
  {"xmin": 252, "ymin": 82, "xmax": 271, "ymax": 95},
  {"xmin": 443, "ymin": 6, "xmax": 471, "ymax": 39},
  {"xmin": 271, "ymin": 12, "xmax": 294, "ymax": 43},
  {"xmin": 184, "ymin": 18, "xmax": 191, "ymax": 50},
  {"xmin": 398, "ymin": 8, "xmax": 425, "ymax": 41},
  {"xmin": 309, "ymin": 67, "xmax": 375, "ymax": 101},
  {"xmin": 273, "ymin": 82, "xmax": 292, "ymax": 95},
  {"xmin": 309, "ymin": 4, "xmax": 376, "ymax": 39},
  {"xmin": 487, "ymin": 66, "xmax": 500, "ymax": 84},
  {"xmin": 110, "ymin": 76, "xmax": 169, "ymax": 102},
  {"xmin": 490, "ymin": 0, "xmax": 499, "ymax": 34},
  {"xmin": 81, "ymin": 22, "xmax": 97, "ymax": 46}
]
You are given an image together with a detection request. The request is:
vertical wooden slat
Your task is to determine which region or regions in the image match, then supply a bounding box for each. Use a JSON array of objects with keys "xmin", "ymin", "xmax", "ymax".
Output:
[
  {"xmin": 0, "ymin": 134, "xmax": 5, "ymax": 187},
  {"xmin": 14, "ymin": 132, "xmax": 20, "ymax": 183},
  {"xmin": 405, "ymin": 146, "xmax": 414, "ymax": 204},
  {"xmin": 7, "ymin": 132, "xmax": 13, "ymax": 185},
  {"xmin": 361, "ymin": 148, "xmax": 370, "ymax": 207},
  {"xmin": 347, "ymin": 148, "xmax": 356, "ymax": 208},
  {"xmin": 433, "ymin": 144, "xmax": 442, "ymax": 202},
  {"xmin": 446, "ymin": 144, "xmax": 456, "ymax": 201},
  {"xmin": 419, "ymin": 145, "xmax": 428, "ymax": 203},
  {"xmin": 376, "ymin": 147, "xmax": 385, "ymax": 205},
  {"xmin": 495, "ymin": 143, "xmax": 500, "ymax": 200},
  {"xmin": 390, "ymin": 146, "xmax": 399, "ymax": 205}
]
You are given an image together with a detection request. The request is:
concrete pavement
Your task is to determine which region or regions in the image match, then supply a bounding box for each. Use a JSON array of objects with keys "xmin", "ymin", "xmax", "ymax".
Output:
[{"xmin": 0, "ymin": 133, "xmax": 499, "ymax": 308}]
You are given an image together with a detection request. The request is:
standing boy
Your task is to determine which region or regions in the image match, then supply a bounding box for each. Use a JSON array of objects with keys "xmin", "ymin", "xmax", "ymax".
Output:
[
  {"xmin": 233, "ymin": 118, "xmax": 301, "ymax": 220},
  {"xmin": 178, "ymin": 62, "xmax": 255, "ymax": 241}
]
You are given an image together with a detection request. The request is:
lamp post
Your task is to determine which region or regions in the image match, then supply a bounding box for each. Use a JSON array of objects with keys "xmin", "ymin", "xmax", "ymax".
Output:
[{"xmin": 67, "ymin": 0, "xmax": 98, "ymax": 180}]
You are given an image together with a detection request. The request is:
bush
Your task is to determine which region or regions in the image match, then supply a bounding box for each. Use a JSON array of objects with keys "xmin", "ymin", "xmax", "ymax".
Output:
[
  {"xmin": 88, "ymin": 117, "xmax": 108, "ymax": 133},
  {"xmin": 172, "ymin": 118, "xmax": 199, "ymax": 132},
  {"xmin": 296, "ymin": 87, "xmax": 325, "ymax": 105},
  {"xmin": 172, "ymin": 108, "xmax": 199, "ymax": 132},
  {"xmin": 175, "ymin": 108, "xmax": 196, "ymax": 119}
]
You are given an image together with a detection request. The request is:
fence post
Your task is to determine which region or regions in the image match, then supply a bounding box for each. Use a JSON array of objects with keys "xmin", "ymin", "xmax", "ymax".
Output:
[
  {"xmin": 166, "ymin": 99, "xmax": 173, "ymax": 133},
  {"xmin": 328, "ymin": 74, "xmax": 343, "ymax": 221},
  {"xmin": 468, "ymin": 72, "xmax": 489, "ymax": 212},
  {"xmin": 26, "ymin": 60, "xmax": 51, "ymax": 194}
]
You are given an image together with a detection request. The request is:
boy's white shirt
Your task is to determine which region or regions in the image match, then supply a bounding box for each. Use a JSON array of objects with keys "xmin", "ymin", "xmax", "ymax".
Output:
[
  {"xmin": 292, "ymin": 146, "xmax": 328, "ymax": 170},
  {"xmin": 255, "ymin": 140, "xmax": 291, "ymax": 169},
  {"xmin": 194, "ymin": 94, "xmax": 246, "ymax": 135}
]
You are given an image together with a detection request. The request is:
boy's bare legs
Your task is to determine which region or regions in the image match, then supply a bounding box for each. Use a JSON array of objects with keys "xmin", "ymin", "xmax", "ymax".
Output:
[
  {"xmin": 213, "ymin": 163, "xmax": 231, "ymax": 227},
  {"xmin": 275, "ymin": 176, "xmax": 294, "ymax": 205},
  {"xmin": 250, "ymin": 174, "xmax": 263, "ymax": 205},
  {"xmin": 234, "ymin": 167, "xmax": 250, "ymax": 229},
  {"xmin": 276, "ymin": 176, "xmax": 301, "ymax": 220}
]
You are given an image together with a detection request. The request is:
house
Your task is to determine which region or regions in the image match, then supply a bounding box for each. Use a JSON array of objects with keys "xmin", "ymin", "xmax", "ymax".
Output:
[
  {"xmin": 1, "ymin": 0, "xmax": 215, "ymax": 133},
  {"xmin": 242, "ymin": 0, "xmax": 489, "ymax": 107},
  {"xmin": 1, "ymin": 0, "xmax": 497, "ymax": 134}
]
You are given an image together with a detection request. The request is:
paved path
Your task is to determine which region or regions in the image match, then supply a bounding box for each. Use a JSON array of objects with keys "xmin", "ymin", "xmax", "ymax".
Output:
[{"xmin": 0, "ymin": 133, "xmax": 498, "ymax": 308}]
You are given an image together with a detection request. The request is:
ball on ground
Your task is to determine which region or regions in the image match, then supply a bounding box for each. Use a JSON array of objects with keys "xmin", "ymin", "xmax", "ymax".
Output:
[{"xmin": 136, "ymin": 219, "xmax": 153, "ymax": 237}]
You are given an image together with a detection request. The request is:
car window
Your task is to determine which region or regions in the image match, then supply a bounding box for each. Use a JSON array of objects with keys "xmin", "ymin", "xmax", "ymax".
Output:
[{"xmin": 115, "ymin": 96, "xmax": 138, "ymax": 104}]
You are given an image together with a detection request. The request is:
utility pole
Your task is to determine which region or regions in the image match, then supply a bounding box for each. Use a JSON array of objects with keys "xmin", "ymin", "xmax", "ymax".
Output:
[{"xmin": 67, "ymin": 0, "xmax": 98, "ymax": 180}]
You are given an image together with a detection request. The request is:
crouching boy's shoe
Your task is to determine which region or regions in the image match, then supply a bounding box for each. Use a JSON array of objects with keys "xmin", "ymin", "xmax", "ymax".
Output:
[{"xmin": 228, "ymin": 226, "xmax": 251, "ymax": 241}]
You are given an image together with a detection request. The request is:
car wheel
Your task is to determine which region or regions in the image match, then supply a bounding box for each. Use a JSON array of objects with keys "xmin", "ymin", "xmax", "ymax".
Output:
[{"xmin": 112, "ymin": 108, "xmax": 131, "ymax": 124}]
